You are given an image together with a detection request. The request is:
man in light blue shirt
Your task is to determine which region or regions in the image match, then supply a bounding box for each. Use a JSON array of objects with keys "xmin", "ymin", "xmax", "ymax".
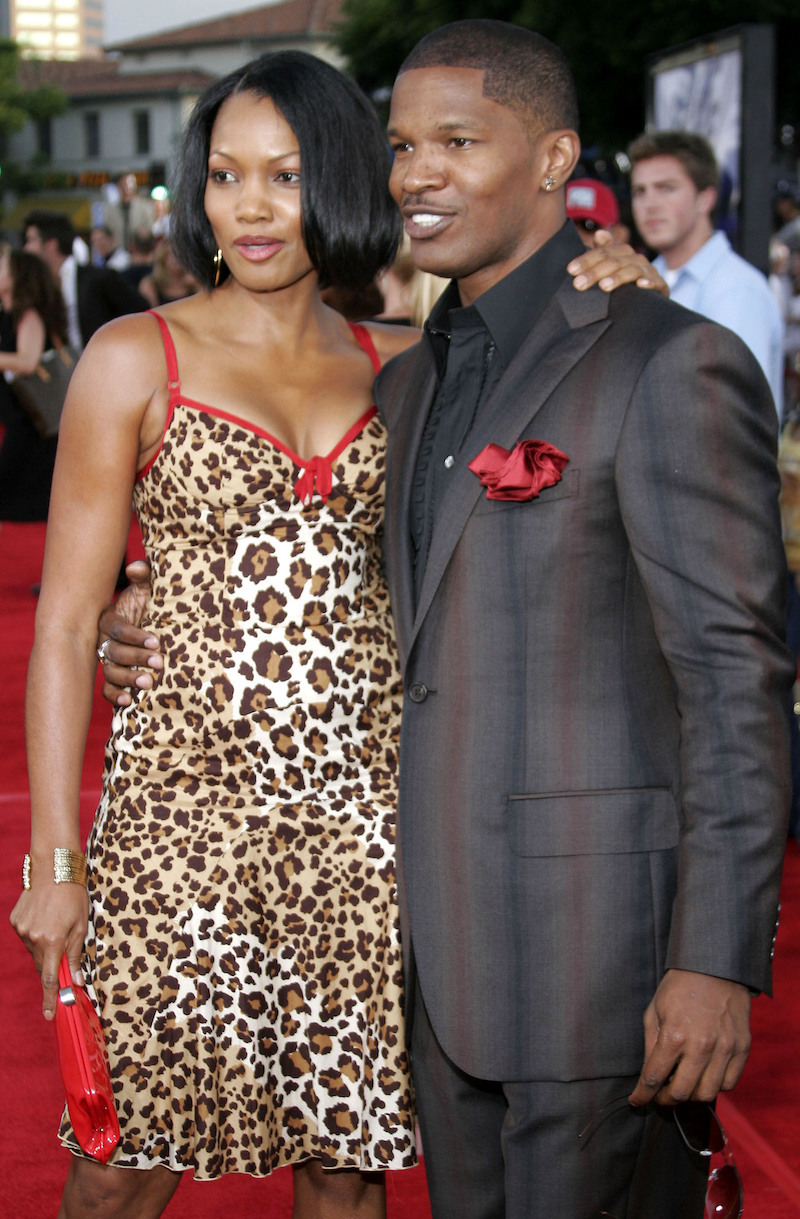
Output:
[{"xmin": 629, "ymin": 130, "xmax": 784, "ymax": 416}]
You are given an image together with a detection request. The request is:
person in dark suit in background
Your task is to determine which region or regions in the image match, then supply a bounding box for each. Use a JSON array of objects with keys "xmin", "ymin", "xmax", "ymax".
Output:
[
  {"xmin": 373, "ymin": 20, "xmax": 792, "ymax": 1218},
  {"xmin": 23, "ymin": 211, "xmax": 148, "ymax": 587},
  {"xmin": 23, "ymin": 210, "xmax": 148, "ymax": 351}
]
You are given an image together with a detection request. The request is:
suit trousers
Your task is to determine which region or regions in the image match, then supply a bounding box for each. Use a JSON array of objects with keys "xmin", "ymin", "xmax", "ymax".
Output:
[{"xmin": 411, "ymin": 977, "xmax": 709, "ymax": 1219}]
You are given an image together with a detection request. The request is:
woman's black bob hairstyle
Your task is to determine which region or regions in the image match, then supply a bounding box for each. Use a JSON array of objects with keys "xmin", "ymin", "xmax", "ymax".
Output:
[{"xmin": 170, "ymin": 51, "xmax": 401, "ymax": 291}]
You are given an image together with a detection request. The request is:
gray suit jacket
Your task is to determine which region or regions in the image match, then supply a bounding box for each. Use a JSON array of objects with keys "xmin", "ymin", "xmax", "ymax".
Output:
[{"xmin": 376, "ymin": 278, "xmax": 793, "ymax": 1082}]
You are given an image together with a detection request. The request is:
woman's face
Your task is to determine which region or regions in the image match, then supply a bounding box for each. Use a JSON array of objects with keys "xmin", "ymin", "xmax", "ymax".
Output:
[{"xmin": 204, "ymin": 90, "xmax": 314, "ymax": 294}]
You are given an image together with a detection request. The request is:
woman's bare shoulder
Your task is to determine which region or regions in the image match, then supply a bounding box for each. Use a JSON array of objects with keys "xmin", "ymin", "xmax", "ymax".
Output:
[
  {"xmin": 81, "ymin": 295, "xmax": 210, "ymax": 373},
  {"xmin": 71, "ymin": 310, "xmax": 172, "ymax": 401},
  {"xmin": 360, "ymin": 320, "xmax": 421, "ymax": 363}
]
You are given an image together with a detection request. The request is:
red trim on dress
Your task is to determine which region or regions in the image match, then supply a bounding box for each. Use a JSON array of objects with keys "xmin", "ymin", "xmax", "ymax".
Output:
[
  {"xmin": 136, "ymin": 311, "xmax": 180, "ymax": 483},
  {"xmin": 135, "ymin": 315, "xmax": 382, "ymax": 504}
]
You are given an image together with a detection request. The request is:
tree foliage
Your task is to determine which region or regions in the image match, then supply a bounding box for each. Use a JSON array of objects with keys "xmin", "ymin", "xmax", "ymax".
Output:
[
  {"xmin": 0, "ymin": 39, "xmax": 67, "ymax": 150},
  {"xmin": 335, "ymin": 0, "xmax": 800, "ymax": 154}
]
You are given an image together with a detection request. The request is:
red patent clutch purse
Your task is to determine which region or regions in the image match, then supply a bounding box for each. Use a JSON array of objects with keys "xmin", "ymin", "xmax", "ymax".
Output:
[{"xmin": 55, "ymin": 955, "xmax": 120, "ymax": 1164}]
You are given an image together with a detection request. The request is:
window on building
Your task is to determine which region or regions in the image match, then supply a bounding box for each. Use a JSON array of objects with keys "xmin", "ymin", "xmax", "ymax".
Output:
[
  {"xmin": 16, "ymin": 11, "xmax": 53, "ymax": 27},
  {"xmin": 19, "ymin": 31, "xmax": 51, "ymax": 48},
  {"xmin": 84, "ymin": 111, "xmax": 100, "ymax": 158},
  {"xmin": 134, "ymin": 110, "xmax": 150, "ymax": 157}
]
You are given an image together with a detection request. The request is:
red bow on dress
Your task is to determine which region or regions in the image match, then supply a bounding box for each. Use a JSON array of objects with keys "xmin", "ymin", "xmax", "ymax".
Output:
[
  {"xmin": 294, "ymin": 456, "xmax": 333, "ymax": 505},
  {"xmin": 468, "ymin": 439, "xmax": 569, "ymax": 501}
]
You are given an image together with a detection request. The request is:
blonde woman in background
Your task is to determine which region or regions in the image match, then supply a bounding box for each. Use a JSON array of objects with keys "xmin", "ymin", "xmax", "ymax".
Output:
[{"xmin": 377, "ymin": 233, "xmax": 448, "ymax": 327}]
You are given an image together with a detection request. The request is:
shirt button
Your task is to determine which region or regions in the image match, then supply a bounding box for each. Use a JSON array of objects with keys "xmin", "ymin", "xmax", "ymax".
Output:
[
  {"xmin": 408, "ymin": 682, "xmax": 428, "ymax": 703},
  {"xmin": 444, "ymin": 455, "xmax": 454, "ymax": 468}
]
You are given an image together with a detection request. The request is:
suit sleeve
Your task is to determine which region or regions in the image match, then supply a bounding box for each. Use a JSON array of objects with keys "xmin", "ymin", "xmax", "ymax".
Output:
[{"xmin": 614, "ymin": 319, "xmax": 792, "ymax": 994}]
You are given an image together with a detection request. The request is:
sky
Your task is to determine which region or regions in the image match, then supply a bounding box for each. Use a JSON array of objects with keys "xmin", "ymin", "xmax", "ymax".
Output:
[{"xmin": 104, "ymin": 0, "xmax": 275, "ymax": 44}]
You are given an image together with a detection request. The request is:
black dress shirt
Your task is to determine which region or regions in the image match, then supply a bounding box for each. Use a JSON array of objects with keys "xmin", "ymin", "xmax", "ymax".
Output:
[{"xmin": 410, "ymin": 221, "xmax": 586, "ymax": 603}]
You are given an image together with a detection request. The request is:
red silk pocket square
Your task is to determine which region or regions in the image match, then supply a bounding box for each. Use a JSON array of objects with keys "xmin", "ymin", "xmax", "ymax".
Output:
[{"xmin": 468, "ymin": 439, "xmax": 569, "ymax": 501}]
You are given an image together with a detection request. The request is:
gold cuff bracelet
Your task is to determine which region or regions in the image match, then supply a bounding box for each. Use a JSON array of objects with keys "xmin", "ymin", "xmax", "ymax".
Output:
[{"xmin": 22, "ymin": 849, "xmax": 88, "ymax": 889}]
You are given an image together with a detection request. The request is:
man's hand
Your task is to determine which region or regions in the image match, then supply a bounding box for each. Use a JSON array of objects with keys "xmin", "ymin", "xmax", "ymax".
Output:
[
  {"xmin": 97, "ymin": 559, "xmax": 162, "ymax": 707},
  {"xmin": 629, "ymin": 969, "xmax": 751, "ymax": 1108},
  {"xmin": 568, "ymin": 231, "xmax": 668, "ymax": 296}
]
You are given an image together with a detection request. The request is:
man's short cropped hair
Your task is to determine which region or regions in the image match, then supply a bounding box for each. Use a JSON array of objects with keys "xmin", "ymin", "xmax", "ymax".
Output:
[
  {"xmin": 398, "ymin": 20, "xmax": 579, "ymax": 136},
  {"xmin": 627, "ymin": 130, "xmax": 719, "ymax": 194},
  {"xmin": 23, "ymin": 209, "xmax": 75, "ymax": 257},
  {"xmin": 170, "ymin": 50, "xmax": 400, "ymax": 291}
]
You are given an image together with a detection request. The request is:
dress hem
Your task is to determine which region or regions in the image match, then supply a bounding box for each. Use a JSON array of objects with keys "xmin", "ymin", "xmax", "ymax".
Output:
[{"xmin": 59, "ymin": 1135, "xmax": 419, "ymax": 1179}]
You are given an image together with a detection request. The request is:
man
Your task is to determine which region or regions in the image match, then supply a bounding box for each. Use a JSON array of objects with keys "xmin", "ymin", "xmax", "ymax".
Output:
[
  {"xmin": 775, "ymin": 182, "xmax": 800, "ymax": 250},
  {"xmin": 629, "ymin": 130, "xmax": 785, "ymax": 415},
  {"xmin": 565, "ymin": 176, "xmax": 629, "ymax": 247},
  {"xmin": 121, "ymin": 225, "xmax": 157, "ymax": 291},
  {"xmin": 103, "ymin": 171, "xmax": 156, "ymax": 253},
  {"xmin": 98, "ymin": 22, "xmax": 790, "ymax": 1217},
  {"xmin": 24, "ymin": 210, "xmax": 148, "ymax": 351},
  {"xmin": 90, "ymin": 223, "xmax": 131, "ymax": 272},
  {"xmin": 371, "ymin": 21, "xmax": 791, "ymax": 1218}
]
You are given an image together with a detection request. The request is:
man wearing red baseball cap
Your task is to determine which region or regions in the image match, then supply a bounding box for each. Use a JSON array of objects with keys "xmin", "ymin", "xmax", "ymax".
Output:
[{"xmin": 566, "ymin": 177, "xmax": 625, "ymax": 246}]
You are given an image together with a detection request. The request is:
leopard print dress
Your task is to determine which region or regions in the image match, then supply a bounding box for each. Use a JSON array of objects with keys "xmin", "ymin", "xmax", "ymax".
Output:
[{"xmin": 59, "ymin": 313, "xmax": 417, "ymax": 1179}]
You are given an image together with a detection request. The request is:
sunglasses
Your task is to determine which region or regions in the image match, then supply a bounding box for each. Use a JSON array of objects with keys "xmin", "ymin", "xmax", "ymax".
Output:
[{"xmin": 580, "ymin": 1097, "xmax": 743, "ymax": 1219}]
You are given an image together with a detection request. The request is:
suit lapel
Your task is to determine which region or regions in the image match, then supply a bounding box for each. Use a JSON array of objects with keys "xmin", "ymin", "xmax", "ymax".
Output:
[
  {"xmin": 407, "ymin": 283, "xmax": 612, "ymax": 661},
  {"xmin": 381, "ymin": 350, "xmax": 438, "ymax": 664}
]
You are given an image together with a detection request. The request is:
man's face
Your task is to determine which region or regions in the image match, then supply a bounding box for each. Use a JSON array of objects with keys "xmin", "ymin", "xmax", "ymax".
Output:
[
  {"xmin": 630, "ymin": 155, "xmax": 715, "ymax": 261},
  {"xmin": 91, "ymin": 228, "xmax": 114, "ymax": 258},
  {"xmin": 387, "ymin": 67, "xmax": 554, "ymax": 304},
  {"xmin": 24, "ymin": 226, "xmax": 43, "ymax": 256},
  {"xmin": 24, "ymin": 225, "xmax": 60, "ymax": 274}
]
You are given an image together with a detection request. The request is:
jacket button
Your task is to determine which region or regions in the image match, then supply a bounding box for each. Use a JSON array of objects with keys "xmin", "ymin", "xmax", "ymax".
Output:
[{"xmin": 408, "ymin": 682, "xmax": 428, "ymax": 703}]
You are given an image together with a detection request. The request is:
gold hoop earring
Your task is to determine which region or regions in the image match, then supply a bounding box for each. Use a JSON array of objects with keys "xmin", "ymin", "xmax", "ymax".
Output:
[
  {"xmin": 213, "ymin": 248, "xmax": 223, "ymax": 287},
  {"xmin": 543, "ymin": 175, "xmax": 556, "ymax": 192}
]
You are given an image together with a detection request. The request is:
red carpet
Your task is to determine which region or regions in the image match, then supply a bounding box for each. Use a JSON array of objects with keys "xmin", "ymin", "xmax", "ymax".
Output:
[{"xmin": 2, "ymin": 519, "xmax": 798, "ymax": 1217}]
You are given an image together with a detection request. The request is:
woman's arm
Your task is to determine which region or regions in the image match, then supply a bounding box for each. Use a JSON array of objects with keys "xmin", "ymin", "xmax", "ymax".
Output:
[
  {"xmin": 0, "ymin": 308, "xmax": 46, "ymax": 375},
  {"xmin": 9, "ymin": 314, "xmax": 167, "ymax": 1020}
]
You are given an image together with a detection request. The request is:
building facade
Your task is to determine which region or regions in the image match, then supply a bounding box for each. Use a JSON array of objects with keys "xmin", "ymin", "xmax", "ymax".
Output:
[
  {"xmin": 10, "ymin": 0, "xmax": 103, "ymax": 59},
  {"xmin": 4, "ymin": 0, "xmax": 344, "ymax": 229}
]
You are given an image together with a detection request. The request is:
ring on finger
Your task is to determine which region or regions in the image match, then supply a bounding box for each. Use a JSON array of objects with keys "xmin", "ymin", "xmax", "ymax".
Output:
[{"xmin": 97, "ymin": 639, "xmax": 112, "ymax": 664}]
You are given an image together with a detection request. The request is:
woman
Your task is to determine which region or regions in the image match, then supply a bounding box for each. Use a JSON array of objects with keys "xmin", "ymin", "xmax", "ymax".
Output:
[
  {"xmin": 376, "ymin": 233, "xmax": 448, "ymax": 328},
  {"xmin": 0, "ymin": 246, "xmax": 69, "ymax": 520},
  {"xmin": 12, "ymin": 51, "xmax": 419, "ymax": 1218},
  {"xmin": 138, "ymin": 238, "xmax": 200, "ymax": 307}
]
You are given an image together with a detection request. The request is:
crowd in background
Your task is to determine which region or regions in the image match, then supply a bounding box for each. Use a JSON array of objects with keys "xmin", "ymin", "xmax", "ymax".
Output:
[
  {"xmin": 2, "ymin": 157, "xmax": 800, "ymax": 522},
  {"xmin": 772, "ymin": 186, "xmax": 800, "ymax": 413},
  {"xmin": 0, "ymin": 173, "xmax": 200, "ymax": 522}
]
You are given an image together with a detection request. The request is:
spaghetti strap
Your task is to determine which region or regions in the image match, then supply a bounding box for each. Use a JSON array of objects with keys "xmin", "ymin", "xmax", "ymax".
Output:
[
  {"xmin": 147, "ymin": 310, "xmax": 181, "ymax": 406},
  {"xmin": 136, "ymin": 312, "xmax": 182, "ymax": 483},
  {"xmin": 348, "ymin": 322, "xmax": 382, "ymax": 376}
]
